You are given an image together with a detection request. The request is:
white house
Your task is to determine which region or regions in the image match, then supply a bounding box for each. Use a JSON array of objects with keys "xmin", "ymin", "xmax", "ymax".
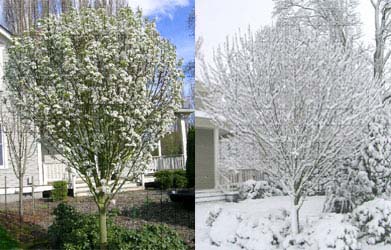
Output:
[
  {"xmin": 194, "ymin": 82, "xmax": 235, "ymax": 202},
  {"xmin": 195, "ymin": 82, "xmax": 265, "ymax": 203},
  {"xmin": 0, "ymin": 25, "xmax": 192, "ymax": 200}
]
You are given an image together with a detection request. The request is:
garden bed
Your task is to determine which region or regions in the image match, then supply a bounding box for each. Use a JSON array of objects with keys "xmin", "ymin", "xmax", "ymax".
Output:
[{"xmin": 0, "ymin": 189, "xmax": 194, "ymax": 249}]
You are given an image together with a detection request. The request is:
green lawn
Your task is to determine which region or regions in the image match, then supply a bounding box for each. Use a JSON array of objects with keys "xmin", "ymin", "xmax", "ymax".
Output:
[{"xmin": 0, "ymin": 225, "xmax": 19, "ymax": 250}]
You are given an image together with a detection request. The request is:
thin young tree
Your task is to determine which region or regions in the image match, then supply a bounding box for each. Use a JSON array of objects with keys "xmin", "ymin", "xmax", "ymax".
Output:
[
  {"xmin": 0, "ymin": 94, "xmax": 36, "ymax": 220},
  {"xmin": 199, "ymin": 25, "xmax": 382, "ymax": 234},
  {"xmin": 5, "ymin": 8, "xmax": 183, "ymax": 249}
]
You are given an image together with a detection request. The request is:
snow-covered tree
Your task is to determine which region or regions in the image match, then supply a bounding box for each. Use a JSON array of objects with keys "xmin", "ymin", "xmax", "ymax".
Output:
[
  {"xmin": 5, "ymin": 8, "xmax": 182, "ymax": 249},
  {"xmin": 273, "ymin": 0, "xmax": 361, "ymax": 47},
  {"xmin": 0, "ymin": 95, "xmax": 36, "ymax": 220},
  {"xmin": 199, "ymin": 25, "xmax": 382, "ymax": 234},
  {"xmin": 371, "ymin": 0, "xmax": 391, "ymax": 81}
]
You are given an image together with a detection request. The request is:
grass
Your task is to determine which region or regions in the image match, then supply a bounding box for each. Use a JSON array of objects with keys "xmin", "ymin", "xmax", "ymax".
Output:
[{"xmin": 0, "ymin": 224, "xmax": 19, "ymax": 249}]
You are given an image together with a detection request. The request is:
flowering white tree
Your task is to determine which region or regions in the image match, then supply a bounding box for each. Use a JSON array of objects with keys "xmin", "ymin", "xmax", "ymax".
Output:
[
  {"xmin": 199, "ymin": 26, "xmax": 383, "ymax": 234},
  {"xmin": 5, "ymin": 8, "xmax": 182, "ymax": 249}
]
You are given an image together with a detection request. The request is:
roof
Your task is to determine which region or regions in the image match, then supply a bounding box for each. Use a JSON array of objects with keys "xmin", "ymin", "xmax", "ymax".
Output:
[
  {"xmin": 0, "ymin": 24, "xmax": 12, "ymax": 42},
  {"xmin": 176, "ymin": 108, "xmax": 194, "ymax": 115},
  {"xmin": 195, "ymin": 110, "xmax": 231, "ymax": 136}
]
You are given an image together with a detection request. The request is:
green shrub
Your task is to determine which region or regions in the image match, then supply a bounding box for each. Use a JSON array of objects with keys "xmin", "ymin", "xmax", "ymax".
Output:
[
  {"xmin": 154, "ymin": 169, "xmax": 187, "ymax": 189},
  {"xmin": 48, "ymin": 203, "xmax": 100, "ymax": 249},
  {"xmin": 186, "ymin": 127, "xmax": 195, "ymax": 188},
  {"xmin": 154, "ymin": 170, "xmax": 174, "ymax": 189},
  {"xmin": 110, "ymin": 224, "xmax": 186, "ymax": 250},
  {"xmin": 0, "ymin": 225, "xmax": 19, "ymax": 250},
  {"xmin": 48, "ymin": 203, "xmax": 186, "ymax": 250},
  {"xmin": 173, "ymin": 169, "xmax": 187, "ymax": 188},
  {"xmin": 52, "ymin": 181, "xmax": 68, "ymax": 201}
]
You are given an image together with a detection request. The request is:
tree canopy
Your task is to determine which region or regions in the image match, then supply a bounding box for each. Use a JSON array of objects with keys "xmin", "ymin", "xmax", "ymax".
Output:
[{"xmin": 5, "ymin": 7, "xmax": 183, "ymax": 248}]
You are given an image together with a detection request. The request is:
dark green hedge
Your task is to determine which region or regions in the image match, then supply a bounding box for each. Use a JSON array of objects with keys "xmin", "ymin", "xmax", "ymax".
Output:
[{"xmin": 154, "ymin": 169, "xmax": 187, "ymax": 190}]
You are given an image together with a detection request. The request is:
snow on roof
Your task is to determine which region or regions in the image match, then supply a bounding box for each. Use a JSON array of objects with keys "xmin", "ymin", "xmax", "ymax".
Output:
[{"xmin": 195, "ymin": 110, "xmax": 212, "ymax": 119}]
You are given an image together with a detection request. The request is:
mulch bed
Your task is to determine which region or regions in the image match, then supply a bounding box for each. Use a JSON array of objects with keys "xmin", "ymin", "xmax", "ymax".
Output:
[{"xmin": 0, "ymin": 189, "xmax": 195, "ymax": 249}]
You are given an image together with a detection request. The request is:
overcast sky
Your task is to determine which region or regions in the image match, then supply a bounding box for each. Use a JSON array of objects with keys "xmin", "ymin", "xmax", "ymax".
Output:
[{"xmin": 197, "ymin": 0, "xmax": 375, "ymax": 63}]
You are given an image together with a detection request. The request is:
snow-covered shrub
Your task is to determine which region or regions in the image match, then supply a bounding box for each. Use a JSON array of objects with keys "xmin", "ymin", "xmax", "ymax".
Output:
[
  {"xmin": 205, "ymin": 207, "xmax": 222, "ymax": 227},
  {"xmin": 358, "ymin": 115, "xmax": 391, "ymax": 197},
  {"xmin": 313, "ymin": 216, "xmax": 360, "ymax": 250},
  {"xmin": 238, "ymin": 180, "xmax": 283, "ymax": 200},
  {"xmin": 323, "ymin": 159, "xmax": 374, "ymax": 213},
  {"xmin": 282, "ymin": 234, "xmax": 313, "ymax": 250},
  {"xmin": 324, "ymin": 114, "xmax": 391, "ymax": 214},
  {"xmin": 283, "ymin": 214, "xmax": 360, "ymax": 250},
  {"xmin": 208, "ymin": 208, "xmax": 290, "ymax": 249},
  {"xmin": 209, "ymin": 210, "xmax": 243, "ymax": 246},
  {"xmin": 236, "ymin": 214, "xmax": 289, "ymax": 250},
  {"xmin": 351, "ymin": 198, "xmax": 391, "ymax": 244}
]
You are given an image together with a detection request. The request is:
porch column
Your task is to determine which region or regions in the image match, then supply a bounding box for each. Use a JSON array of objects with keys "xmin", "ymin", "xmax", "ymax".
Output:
[
  {"xmin": 141, "ymin": 174, "xmax": 145, "ymax": 188},
  {"xmin": 214, "ymin": 127, "xmax": 219, "ymax": 188},
  {"xmin": 178, "ymin": 115, "xmax": 187, "ymax": 164},
  {"xmin": 157, "ymin": 140, "xmax": 162, "ymax": 157}
]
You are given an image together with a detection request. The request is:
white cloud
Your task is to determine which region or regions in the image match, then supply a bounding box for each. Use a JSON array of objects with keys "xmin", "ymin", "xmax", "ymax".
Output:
[{"xmin": 128, "ymin": 0, "xmax": 189, "ymax": 17}]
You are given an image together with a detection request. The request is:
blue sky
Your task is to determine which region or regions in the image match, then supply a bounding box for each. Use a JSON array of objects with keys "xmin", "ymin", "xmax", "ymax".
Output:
[
  {"xmin": 139, "ymin": 0, "xmax": 194, "ymax": 103},
  {"xmin": 153, "ymin": 3, "xmax": 194, "ymax": 70}
]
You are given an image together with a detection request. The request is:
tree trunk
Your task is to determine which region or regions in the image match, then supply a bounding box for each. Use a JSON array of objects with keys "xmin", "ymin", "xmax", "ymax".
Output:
[
  {"xmin": 19, "ymin": 175, "xmax": 23, "ymax": 219},
  {"xmin": 98, "ymin": 204, "xmax": 108, "ymax": 250},
  {"xmin": 291, "ymin": 198, "xmax": 300, "ymax": 234}
]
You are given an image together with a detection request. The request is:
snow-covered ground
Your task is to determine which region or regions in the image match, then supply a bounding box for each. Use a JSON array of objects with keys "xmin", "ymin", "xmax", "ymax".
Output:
[{"xmin": 196, "ymin": 196, "xmax": 391, "ymax": 250}]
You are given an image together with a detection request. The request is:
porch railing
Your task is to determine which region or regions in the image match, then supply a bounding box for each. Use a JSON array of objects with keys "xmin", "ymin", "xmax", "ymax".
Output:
[
  {"xmin": 44, "ymin": 162, "xmax": 70, "ymax": 183},
  {"xmin": 146, "ymin": 155, "xmax": 186, "ymax": 174},
  {"xmin": 217, "ymin": 168, "xmax": 266, "ymax": 193}
]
